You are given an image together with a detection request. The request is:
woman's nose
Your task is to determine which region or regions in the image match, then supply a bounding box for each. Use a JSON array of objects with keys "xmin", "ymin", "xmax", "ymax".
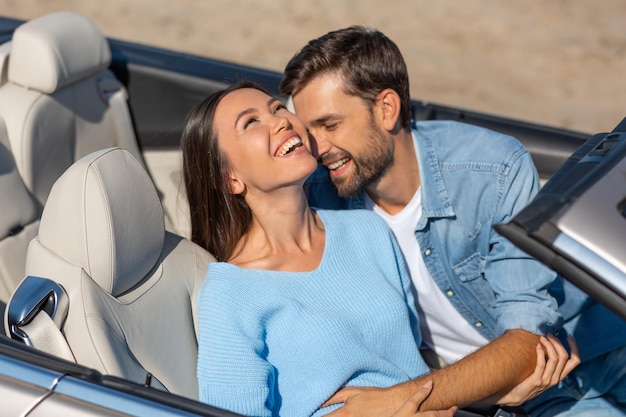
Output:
[{"xmin": 272, "ymin": 114, "xmax": 290, "ymax": 133}]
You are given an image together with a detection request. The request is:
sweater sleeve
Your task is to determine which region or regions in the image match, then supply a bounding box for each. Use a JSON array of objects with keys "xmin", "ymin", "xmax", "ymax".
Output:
[{"xmin": 196, "ymin": 271, "xmax": 275, "ymax": 417}]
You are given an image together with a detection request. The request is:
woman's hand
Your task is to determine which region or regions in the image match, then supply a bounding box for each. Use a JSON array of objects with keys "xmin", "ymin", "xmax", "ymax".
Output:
[
  {"xmin": 495, "ymin": 334, "xmax": 580, "ymax": 406},
  {"xmin": 391, "ymin": 381, "xmax": 457, "ymax": 417}
]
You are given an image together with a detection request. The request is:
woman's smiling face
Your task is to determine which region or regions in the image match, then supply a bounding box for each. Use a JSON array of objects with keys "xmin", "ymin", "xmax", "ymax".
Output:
[{"xmin": 213, "ymin": 87, "xmax": 318, "ymax": 196}]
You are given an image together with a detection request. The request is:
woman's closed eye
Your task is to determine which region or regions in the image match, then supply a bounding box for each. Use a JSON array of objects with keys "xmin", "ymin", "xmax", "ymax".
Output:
[
  {"xmin": 273, "ymin": 103, "xmax": 289, "ymax": 114},
  {"xmin": 243, "ymin": 116, "xmax": 258, "ymax": 129},
  {"xmin": 240, "ymin": 102, "xmax": 290, "ymax": 130}
]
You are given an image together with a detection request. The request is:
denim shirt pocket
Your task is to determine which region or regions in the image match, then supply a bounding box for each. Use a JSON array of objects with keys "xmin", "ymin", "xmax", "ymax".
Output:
[
  {"xmin": 451, "ymin": 252, "xmax": 484, "ymax": 283},
  {"xmin": 451, "ymin": 253, "xmax": 495, "ymax": 308}
]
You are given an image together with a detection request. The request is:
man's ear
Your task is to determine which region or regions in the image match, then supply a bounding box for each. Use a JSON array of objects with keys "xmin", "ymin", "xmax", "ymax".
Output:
[{"xmin": 377, "ymin": 89, "xmax": 402, "ymax": 132}]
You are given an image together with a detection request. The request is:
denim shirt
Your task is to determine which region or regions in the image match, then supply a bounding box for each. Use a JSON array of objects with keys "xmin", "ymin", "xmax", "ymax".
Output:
[{"xmin": 306, "ymin": 120, "xmax": 626, "ymax": 361}]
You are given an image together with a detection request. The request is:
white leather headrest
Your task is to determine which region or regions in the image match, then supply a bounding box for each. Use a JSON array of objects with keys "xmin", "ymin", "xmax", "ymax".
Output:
[
  {"xmin": 38, "ymin": 148, "xmax": 165, "ymax": 297},
  {"xmin": 8, "ymin": 11, "xmax": 111, "ymax": 94},
  {"xmin": 0, "ymin": 116, "xmax": 38, "ymax": 238}
]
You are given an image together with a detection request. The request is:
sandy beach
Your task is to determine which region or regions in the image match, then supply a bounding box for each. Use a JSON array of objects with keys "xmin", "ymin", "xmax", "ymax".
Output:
[{"xmin": 2, "ymin": 0, "xmax": 625, "ymax": 134}]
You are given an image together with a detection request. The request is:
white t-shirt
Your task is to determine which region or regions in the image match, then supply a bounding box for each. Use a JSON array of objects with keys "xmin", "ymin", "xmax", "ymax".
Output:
[{"xmin": 365, "ymin": 190, "xmax": 488, "ymax": 364}]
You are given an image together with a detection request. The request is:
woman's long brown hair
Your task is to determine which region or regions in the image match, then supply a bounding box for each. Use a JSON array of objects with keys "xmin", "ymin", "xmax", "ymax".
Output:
[{"xmin": 181, "ymin": 82, "xmax": 269, "ymax": 261}]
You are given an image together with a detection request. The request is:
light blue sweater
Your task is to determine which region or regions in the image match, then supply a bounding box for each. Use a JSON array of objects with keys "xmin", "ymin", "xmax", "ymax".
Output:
[{"xmin": 197, "ymin": 209, "xmax": 429, "ymax": 417}]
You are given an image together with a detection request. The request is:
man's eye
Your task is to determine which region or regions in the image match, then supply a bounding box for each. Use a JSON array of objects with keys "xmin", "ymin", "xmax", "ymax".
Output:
[{"xmin": 325, "ymin": 123, "xmax": 338, "ymax": 131}]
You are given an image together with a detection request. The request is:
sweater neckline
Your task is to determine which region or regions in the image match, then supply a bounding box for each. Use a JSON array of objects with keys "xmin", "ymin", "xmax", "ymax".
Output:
[{"xmin": 217, "ymin": 209, "xmax": 331, "ymax": 274}]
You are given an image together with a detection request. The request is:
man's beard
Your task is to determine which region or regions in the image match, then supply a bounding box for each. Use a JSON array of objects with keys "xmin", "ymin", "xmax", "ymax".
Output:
[{"xmin": 326, "ymin": 118, "xmax": 393, "ymax": 198}]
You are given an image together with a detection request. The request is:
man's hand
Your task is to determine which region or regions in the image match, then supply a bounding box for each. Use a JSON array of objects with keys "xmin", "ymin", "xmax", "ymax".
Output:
[
  {"xmin": 323, "ymin": 381, "xmax": 457, "ymax": 417},
  {"xmin": 391, "ymin": 381, "xmax": 458, "ymax": 417},
  {"xmin": 493, "ymin": 334, "xmax": 580, "ymax": 406},
  {"xmin": 322, "ymin": 329, "xmax": 546, "ymax": 416},
  {"xmin": 322, "ymin": 383, "xmax": 412, "ymax": 417}
]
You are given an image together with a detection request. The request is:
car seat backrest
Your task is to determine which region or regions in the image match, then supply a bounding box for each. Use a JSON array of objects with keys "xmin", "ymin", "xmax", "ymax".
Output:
[
  {"xmin": 0, "ymin": 41, "xmax": 10, "ymax": 86},
  {"xmin": 21, "ymin": 147, "xmax": 214, "ymax": 399},
  {"xmin": 0, "ymin": 11, "xmax": 144, "ymax": 207},
  {"xmin": 0, "ymin": 116, "xmax": 39, "ymax": 315}
]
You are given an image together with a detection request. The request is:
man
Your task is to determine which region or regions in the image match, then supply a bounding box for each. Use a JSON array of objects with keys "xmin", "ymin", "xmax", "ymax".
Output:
[{"xmin": 280, "ymin": 26, "xmax": 626, "ymax": 416}]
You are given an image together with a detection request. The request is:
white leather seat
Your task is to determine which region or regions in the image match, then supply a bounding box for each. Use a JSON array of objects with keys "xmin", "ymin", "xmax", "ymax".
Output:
[
  {"xmin": 0, "ymin": 117, "xmax": 39, "ymax": 315},
  {"xmin": 9, "ymin": 147, "xmax": 214, "ymax": 399},
  {"xmin": 0, "ymin": 11, "xmax": 143, "ymax": 207}
]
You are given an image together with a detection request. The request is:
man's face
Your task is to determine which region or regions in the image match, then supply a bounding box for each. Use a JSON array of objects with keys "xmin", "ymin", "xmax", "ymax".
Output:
[{"xmin": 291, "ymin": 73, "xmax": 393, "ymax": 198}]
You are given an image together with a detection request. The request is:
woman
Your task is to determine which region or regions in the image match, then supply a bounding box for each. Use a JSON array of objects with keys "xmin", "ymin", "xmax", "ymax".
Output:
[{"xmin": 182, "ymin": 82, "xmax": 576, "ymax": 417}]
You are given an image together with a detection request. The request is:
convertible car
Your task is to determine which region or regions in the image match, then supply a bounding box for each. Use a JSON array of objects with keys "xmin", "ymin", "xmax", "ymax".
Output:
[{"xmin": 0, "ymin": 10, "xmax": 623, "ymax": 417}]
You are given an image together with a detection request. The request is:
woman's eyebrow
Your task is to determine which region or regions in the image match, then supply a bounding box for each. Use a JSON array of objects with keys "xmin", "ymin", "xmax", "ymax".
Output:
[
  {"xmin": 267, "ymin": 97, "xmax": 281, "ymax": 107},
  {"xmin": 235, "ymin": 107, "xmax": 256, "ymax": 127},
  {"xmin": 234, "ymin": 97, "xmax": 279, "ymax": 127}
]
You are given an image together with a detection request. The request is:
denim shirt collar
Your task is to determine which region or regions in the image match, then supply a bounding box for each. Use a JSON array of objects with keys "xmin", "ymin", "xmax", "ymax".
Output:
[
  {"xmin": 348, "ymin": 124, "xmax": 455, "ymax": 228},
  {"xmin": 412, "ymin": 125, "xmax": 455, "ymax": 228}
]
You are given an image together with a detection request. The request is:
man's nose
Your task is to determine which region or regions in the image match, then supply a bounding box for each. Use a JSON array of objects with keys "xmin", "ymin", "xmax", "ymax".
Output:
[{"xmin": 309, "ymin": 131, "xmax": 331, "ymax": 159}]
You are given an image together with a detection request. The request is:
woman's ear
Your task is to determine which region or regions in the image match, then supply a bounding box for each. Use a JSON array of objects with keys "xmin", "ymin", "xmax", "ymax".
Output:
[
  {"xmin": 229, "ymin": 177, "xmax": 246, "ymax": 195},
  {"xmin": 377, "ymin": 89, "xmax": 401, "ymax": 132}
]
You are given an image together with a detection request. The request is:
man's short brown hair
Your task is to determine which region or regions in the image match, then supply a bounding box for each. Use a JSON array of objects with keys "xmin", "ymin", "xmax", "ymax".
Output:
[{"xmin": 280, "ymin": 26, "xmax": 412, "ymax": 130}]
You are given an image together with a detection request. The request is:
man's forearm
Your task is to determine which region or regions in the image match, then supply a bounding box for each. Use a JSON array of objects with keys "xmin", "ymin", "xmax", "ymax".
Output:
[{"xmin": 414, "ymin": 329, "xmax": 540, "ymax": 410}]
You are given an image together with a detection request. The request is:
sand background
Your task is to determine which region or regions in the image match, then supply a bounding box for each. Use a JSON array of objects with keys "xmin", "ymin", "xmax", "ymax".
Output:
[{"xmin": 2, "ymin": 1, "xmax": 625, "ymax": 135}]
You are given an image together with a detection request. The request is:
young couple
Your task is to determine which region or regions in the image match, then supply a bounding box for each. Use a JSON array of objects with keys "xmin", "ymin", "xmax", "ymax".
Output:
[{"xmin": 183, "ymin": 27, "xmax": 626, "ymax": 417}]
